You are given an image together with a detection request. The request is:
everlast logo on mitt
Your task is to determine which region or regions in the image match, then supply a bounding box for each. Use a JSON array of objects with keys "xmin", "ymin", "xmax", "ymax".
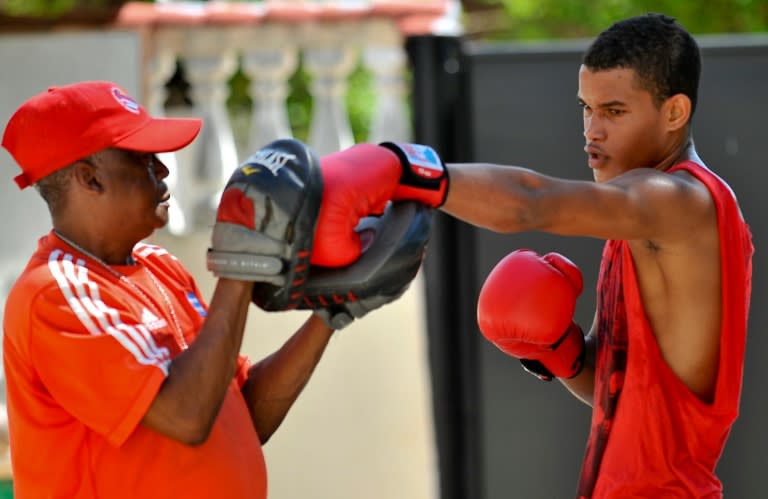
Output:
[
  {"xmin": 209, "ymin": 138, "xmax": 324, "ymax": 311},
  {"xmin": 243, "ymin": 148, "xmax": 298, "ymax": 176}
]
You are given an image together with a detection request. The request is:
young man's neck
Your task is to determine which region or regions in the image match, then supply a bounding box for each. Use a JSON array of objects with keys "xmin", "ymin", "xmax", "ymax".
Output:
[{"xmin": 656, "ymin": 133, "xmax": 698, "ymax": 171}]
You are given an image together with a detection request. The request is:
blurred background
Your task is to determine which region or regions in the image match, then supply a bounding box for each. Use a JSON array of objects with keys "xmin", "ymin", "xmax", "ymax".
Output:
[{"xmin": 0, "ymin": 1, "xmax": 767, "ymax": 498}]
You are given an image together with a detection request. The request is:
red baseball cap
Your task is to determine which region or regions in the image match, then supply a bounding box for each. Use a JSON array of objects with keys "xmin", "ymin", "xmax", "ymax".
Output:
[{"xmin": 2, "ymin": 80, "xmax": 203, "ymax": 189}]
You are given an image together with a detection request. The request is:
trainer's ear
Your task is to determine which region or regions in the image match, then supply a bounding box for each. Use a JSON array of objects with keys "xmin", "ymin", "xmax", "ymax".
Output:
[
  {"xmin": 72, "ymin": 159, "xmax": 104, "ymax": 193},
  {"xmin": 664, "ymin": 93, "xmax": 691, "ymax": 132}
]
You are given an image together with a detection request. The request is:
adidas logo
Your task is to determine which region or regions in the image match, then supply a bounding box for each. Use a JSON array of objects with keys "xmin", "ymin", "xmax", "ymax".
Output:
[{"xmin": 142, "ymin": 308, "xmax": 168, "ymax": 331}]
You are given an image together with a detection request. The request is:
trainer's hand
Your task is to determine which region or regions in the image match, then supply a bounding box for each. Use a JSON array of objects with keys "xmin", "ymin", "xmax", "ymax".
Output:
[
  {"xmin": 311, "ymin": 143, "xmax": 448, "ymax": 268},
  {"xmin": 207, "ymin": 139, "xmax": 321, "ymax": 310},
  {"xmin": 477, "ymin": 249, "xmax": 586, "ymax": 381}
]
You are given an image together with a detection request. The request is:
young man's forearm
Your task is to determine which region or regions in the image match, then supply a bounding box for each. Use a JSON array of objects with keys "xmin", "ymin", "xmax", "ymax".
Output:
[{"xmin": 560, "ymin": 334, "xmax": 597, "ymax": 407}]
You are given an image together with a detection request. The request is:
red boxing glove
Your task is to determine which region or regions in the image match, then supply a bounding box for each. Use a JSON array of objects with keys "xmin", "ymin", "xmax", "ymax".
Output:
[
  {"xmin": 311, "ymin": 144, "xmax": 399, "ymax": 267},
  {"xmin": 477, "ymin": 249, "xmax": 586, "ymax": 381},
  {"xmin": 311, "ymin": 143, "xmax": 448, "ymax": 268}
]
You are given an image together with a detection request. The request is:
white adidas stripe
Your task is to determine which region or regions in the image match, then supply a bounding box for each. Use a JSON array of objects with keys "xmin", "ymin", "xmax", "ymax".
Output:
[
  {"xmin": 47, "ymin": 250, "xmax": 171, "ymax": 375},
  {"xmin": 76, "ymin": 262, "xmax": 171, "ymax": 367},
  {"xmin": 135, "ymin": 243, "xmax": 176, "ymax": 261},
  {"xmin": 87, "ymin": 277, "xmax": 172, "ymax": 370},
  {"xmin": 47, "ymin": 251, "xmax": 102, "ymax": 336}
]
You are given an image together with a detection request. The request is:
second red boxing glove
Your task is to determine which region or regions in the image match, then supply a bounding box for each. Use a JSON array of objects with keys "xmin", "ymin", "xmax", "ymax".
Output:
[
  {"xmin": 477, "ymin": 249, "xmax": 586, "ymax": 381},
  {"xmin": 311, "ymin": 143, "xmax": 448, "ymax": 268}
]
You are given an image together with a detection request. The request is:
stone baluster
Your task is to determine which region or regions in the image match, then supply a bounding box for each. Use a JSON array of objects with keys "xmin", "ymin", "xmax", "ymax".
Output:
[
  {"xmin": 363, "ymin": 18, "xmax": 411, "ymax": 144},
  {"xmin": 143, "ymin": 27, "xmax": 191, "ymax": 235},
  {"xmin": 302, "ymin": 23, "xmax": 360, "ymax": 155},
  {"xmin": 237, "ymin": 24, "xmax": 299, "ymax": 155},
  {"xmin": 178, "ymin": 26, "xmax": 240, "ymax": 230}
]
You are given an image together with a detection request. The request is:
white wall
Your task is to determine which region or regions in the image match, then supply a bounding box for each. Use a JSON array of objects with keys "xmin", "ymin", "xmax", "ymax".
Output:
[{"xmin": 0, "ymin": 29, "xmax": 142, "ymax": 324}]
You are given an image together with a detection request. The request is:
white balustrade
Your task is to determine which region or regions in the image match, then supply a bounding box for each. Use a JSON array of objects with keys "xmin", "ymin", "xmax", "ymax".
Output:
[
  {"xmin": 182, "ymin": 34, "xmax": 241, "ymax": 232},
  {"xmin": 237, "ymin": 24, "xmax": 299, "ymax": 153},
  {"xmin": 302, "ymin": 23, "xmax": 360, "ymax": 154},
  {"xmin": 144, "ymin": 28, "xmax": 189, "ymax": 234},
  {"xmin": 115, "ymin": 0, "xmax": 458, "ymax": 232},
  {"xmin": 364, "ymin": 18, "xmax": 410, "ymax": 144}
]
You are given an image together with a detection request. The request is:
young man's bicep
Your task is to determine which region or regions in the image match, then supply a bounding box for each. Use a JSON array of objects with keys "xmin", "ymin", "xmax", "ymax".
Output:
[
  {"xmin": 442, "ymin": 164, "xmax": 681, "ymax": 242},
  {"xmin": 543, "ymin": 169, "xmax": 711, "ymax": 243}
]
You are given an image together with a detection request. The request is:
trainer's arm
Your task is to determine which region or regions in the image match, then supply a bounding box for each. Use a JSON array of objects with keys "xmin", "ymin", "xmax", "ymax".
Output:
[
  {"xmin": 241, "ymin": 314, "xmax": 334, "ymax": 444},
  {"xmin": 141, "ymin": 279, "xmax": 253, "ymax": 445}
]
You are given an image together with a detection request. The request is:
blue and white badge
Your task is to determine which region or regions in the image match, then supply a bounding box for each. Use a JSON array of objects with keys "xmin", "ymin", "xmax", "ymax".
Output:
[
  {"xmin": 186, "ymin": 291, "xmax": 207, "ymax": 317},
  {"xmin": 397, "ymin": 143, "xmax": 444, "ymax": 180}
]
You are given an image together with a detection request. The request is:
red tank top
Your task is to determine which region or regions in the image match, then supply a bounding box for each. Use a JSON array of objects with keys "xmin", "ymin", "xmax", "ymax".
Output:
[{"xmin": 577, "ymin": 161, "xmax": 753, "ymax": 498}]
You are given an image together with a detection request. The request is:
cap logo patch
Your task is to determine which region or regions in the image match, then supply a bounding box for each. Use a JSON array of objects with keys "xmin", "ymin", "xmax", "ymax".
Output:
[{"xmin": 111, "ymin": 87, "xmax": 140, "ymax": 114}]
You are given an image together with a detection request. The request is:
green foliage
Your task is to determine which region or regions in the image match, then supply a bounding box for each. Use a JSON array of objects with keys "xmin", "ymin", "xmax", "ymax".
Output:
[
  {"xmin": 0, "ymin": 0, "xmax": 154, "ymax": 18},
  {"xmin": 2, "ymin": 0, "xmax": 79, "ymax": 17},
  {"xmin": 346, "ymin": 63, "xmax": 375, "ymax": 144},
  {"xmin": 479, "ymin": 0, "xmax": 768, "ymax": 39},
  {"xmin": 285, "ymin": 63, "xmax": 314, "ymax": 143}
]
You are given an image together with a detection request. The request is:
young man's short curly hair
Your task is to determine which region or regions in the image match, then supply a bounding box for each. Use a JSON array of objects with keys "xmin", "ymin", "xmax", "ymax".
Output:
[{"xmin": 583, "ymin": 13, "xmax": 701, "ymax": 117}]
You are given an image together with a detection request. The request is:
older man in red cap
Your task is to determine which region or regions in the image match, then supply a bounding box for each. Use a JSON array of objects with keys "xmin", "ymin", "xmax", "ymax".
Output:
[{"xmin": 0, "ymin": 80, "xmax": 356, "ymax": 499}]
